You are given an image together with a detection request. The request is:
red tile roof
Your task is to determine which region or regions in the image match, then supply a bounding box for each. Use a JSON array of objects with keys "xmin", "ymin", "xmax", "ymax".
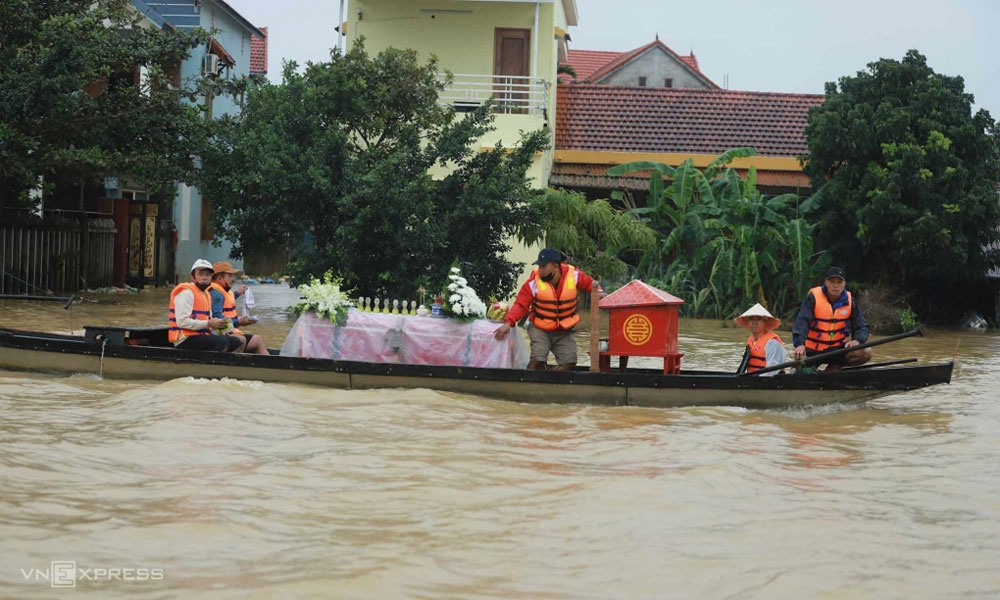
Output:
[
  {"xmin": 680, "ymin": 53, "xmax": 698, "ymax": 71},
  {"xmin": 563, "ymin": 49, "xmax": 622, "ymax": 81},
  {"xmin": 560, "ymin": 42, "xmax": 710, "ymax": 86},
  {"xmin": 555, "ymin": 84, "xmax": 826, "ymax": 157},
  {"xmin": 586, "ymin": 40, "xmax": 718, "ymax": 89},
  {"xmin": 250, "ymin": 26, "xmax": 267, "ymax": 75},
  {"xmin": 600, "ymin": 280, "xmax": 684, "ymax": 308}
]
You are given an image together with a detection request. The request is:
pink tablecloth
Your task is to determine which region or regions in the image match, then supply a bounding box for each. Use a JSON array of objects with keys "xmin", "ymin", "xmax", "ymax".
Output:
[{"xmin": 280, "ymin": 309, "xmax": 529, "ymax": 369}]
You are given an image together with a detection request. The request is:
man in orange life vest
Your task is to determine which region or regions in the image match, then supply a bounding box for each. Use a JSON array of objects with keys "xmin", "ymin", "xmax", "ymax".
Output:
[
  {"xmin": 168, "ymin": 260, "xmax": 243, "ymax": 352},
  {"xmin": 792, "ymin": 266, "xmax": 872, "ymax": 370},
  {"xmin": 493, "ymin": 248, "xmax": 601, "ymax": 371},
  {"xmin": 209, "ymin": 261, "xmax": 269, "ymax": 354}
]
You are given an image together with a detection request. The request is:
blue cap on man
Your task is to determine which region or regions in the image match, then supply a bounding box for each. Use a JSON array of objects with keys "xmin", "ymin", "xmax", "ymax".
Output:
[{"xmin": 532, "ymin": 248, "xmax": 566, "ymax": 265}]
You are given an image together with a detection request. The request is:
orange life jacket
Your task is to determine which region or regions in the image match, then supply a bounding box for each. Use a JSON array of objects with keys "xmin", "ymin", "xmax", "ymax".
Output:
[
  {"xmin": 746, "ymin": 331, "xmax": 783, "ymax": 372},
  {"xmin": 168, "ymin": 282, "xmax": 213, "ymax": 342},
  {"xmin": 804, "ymin": 286, "xmax": 853, "ymax": 352},
  {"xmin": 209, "ymin": 282, "xmax": 242, "ymax": 335},
  {"xmin": 530, "ymin": 264, "xmax": 580, "ymax": 332}
]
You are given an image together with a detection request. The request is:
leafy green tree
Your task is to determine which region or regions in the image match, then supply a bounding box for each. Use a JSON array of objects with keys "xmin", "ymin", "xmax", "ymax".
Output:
[
  {"xmin": 0, "ymin": 0, "xmax": 212, "ymax": 207},
  {"xmin": 526, "ymin": 187, "xmax": 656, "ymax": 286},
  {"xmin": 199, "ymin": 39, "xmax": 548, "ymax": 299},
  {"xmin": 609, "ymin": 149, "xmax": 825, "ymax": 318},
  {"xmin": 804, "ymin": 50, "xmax": 1000, "ymax": 315}
]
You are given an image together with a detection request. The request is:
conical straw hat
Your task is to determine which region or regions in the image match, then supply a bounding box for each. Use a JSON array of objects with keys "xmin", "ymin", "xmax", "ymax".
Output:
[{"xmin": 734, "ymin": 303, "xmax": 781, "ymax": 331}]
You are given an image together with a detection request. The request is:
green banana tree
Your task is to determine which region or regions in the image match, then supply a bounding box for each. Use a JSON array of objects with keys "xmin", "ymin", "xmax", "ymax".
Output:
[{"xmin": 606, "ymin": 149, "xmax": 825, "ymax": 319}]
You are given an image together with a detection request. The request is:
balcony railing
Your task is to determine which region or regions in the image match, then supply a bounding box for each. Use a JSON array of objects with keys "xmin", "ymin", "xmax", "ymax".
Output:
[{"xmin": 438, "ymin": 74, "xmax": 548, "ymax": 115}]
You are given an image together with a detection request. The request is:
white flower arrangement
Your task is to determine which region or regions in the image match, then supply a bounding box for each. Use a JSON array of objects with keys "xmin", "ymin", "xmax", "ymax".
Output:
[
  {"xmin": 444, "ymin": 267, "xmax": 487, "ymax": 321},
  {"xmin": 294, "ymin": 271, "xmax": 354, "ymax": 325}
]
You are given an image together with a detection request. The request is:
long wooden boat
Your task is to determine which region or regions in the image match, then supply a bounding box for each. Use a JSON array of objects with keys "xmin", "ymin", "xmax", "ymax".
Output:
[{"xmin": 0, "ymin": 326, "xmax": 953, "ymax": 409}]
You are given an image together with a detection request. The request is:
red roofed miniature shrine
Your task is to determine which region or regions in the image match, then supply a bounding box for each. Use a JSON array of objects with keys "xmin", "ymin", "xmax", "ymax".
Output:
[
  {"xmin": 598, "ymin": 280, "xmax": 684, "ymax": 374},
  {"xmin": 599, "ymin": 279, "xmax": 684, "ymax": 309}
]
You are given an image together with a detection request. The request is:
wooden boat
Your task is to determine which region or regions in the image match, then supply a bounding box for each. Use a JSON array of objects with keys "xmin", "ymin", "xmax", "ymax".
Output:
[{"xmin": 0, "ymin": 325, "xmax": 953, "ymax": 409}]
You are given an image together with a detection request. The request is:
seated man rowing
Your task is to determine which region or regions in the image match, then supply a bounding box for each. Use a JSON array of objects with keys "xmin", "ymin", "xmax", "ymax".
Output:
[
  {"xmin": 209, "ymin": 261, "xmax": 268, "ymax": 355},
  {"xmin": 168, "ymin": 260, "xmax": 242, "ymax": 352},
  {"xmin": 792, "ymin": 266, "xmax": 872, "ymax": 371},
  {"xmin": 493, "ymin": 248, "xmax": 601, "ymax": 371}
]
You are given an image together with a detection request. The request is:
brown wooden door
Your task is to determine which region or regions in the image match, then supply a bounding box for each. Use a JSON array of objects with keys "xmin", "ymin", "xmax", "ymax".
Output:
[{"xmin": 493, "ymin": 28, "xmax": 530, "ymax": 113}]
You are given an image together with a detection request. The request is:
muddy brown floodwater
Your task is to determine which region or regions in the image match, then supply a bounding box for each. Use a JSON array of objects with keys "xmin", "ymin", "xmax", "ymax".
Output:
[{"xmin": 2, "ymin": 285, "xmax": 998, "ymax": 598}]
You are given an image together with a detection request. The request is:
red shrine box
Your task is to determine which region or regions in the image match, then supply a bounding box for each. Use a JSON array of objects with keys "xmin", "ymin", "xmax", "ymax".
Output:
[{"xmin": 598, "ymin": 280, "xmax": 685, "ymax": 374}]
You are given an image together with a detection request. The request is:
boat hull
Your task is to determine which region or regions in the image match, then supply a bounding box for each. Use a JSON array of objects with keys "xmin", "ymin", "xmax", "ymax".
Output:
[{"xmin": 0, "ymin": 329, "xmax": 953, "ymax": 409}]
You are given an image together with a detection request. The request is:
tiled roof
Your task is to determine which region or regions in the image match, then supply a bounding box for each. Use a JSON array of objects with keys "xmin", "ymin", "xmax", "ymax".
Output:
[
  {"xmin": 600, "ymin": 280, "xmax": 684, "ymax": 308},
  {"xmin": 555, "ymin": 84, "xmax": 826, "ymax": 157},
  {"xmin": 560, "ymin": 42, "xmax": 709, "ymax": 85},
  {"xmin": 549, "ymin": 163, "xmax": 812, "ymax": 191},
  {"xmin": 563, "ymin": 49, "xmax": 622, "ymax": 81},
  {"xmin": 250, "ymin": 27, "xmax": 267, "ymax": 75},
  {"xmin": 680, "ymin": 53, "xmax": 698, "ymax": 71},
  {"xmin": 587, "ymin": 40, "xmax": 718, "ymax": 89}
]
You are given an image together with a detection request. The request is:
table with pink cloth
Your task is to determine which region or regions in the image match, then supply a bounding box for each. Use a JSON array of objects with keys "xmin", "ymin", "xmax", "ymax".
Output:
[{"xmin": 280, "ymin": 309, "xmax": 530, "ymax": 369}]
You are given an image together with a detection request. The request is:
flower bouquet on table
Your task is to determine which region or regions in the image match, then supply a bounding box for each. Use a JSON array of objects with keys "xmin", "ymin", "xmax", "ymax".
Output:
[
  {"xmin": 442, "ymin": 267, "xmax": 487, "ymax": 322},
  {"xmin": 293, "ymin": 270, "xmax": 354, "ymax": 326}
]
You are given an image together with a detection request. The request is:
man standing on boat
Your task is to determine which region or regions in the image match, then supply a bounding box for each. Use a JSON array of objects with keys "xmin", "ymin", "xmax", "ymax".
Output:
[
  {"xmin": 209, "ymin": 262, "xmax": 269, "ymax": 354},
  {"xmin": 792, "ymin": 266, "xmax": 872, "ymax": 370},
  {"xmin": 493, "ymin": 248, "xmax": 601, "ymax": 371},
  {"xmin": 168, "ymin": 260, "xmax": 242, "ymax": 353}
]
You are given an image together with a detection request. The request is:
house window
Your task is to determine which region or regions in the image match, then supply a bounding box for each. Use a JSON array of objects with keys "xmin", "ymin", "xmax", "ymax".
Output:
[
  {"xmin": 200, "ymin": 196, "xmax": 214, "ymax": 241},
  {"xmin": 664, "ymin": 78, "xmax": 673, "ymax": 88},
  {"xmin": 638, "ymin": 76, "xmax": 647, "ymax": 87}
]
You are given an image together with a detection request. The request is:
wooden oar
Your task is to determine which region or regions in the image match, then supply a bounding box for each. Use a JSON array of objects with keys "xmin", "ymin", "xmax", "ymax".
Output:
[
  {"xmin": 741, "ymin": 328, "xmax": 924, "ymax": 377},
  {"xmin": 589, "ymin": 286, "xmax": 600, "ymax": 373}
]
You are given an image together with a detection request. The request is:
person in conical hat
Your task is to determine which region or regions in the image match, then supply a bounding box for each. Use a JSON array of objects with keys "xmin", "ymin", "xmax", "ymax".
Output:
[{"xmin": 734, "ymin": 303, "xmax": 788, "ymax": 376}]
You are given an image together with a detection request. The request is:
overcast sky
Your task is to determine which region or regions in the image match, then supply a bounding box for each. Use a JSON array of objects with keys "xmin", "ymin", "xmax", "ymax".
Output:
[{"xmin": 232, "ymin": 0, "xmax": 999, "ymax": 119}]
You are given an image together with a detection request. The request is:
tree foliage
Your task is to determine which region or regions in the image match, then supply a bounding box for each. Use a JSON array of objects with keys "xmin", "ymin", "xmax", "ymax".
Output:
[
  {"xmin": 0, "ymin": 0, "xmax": 212, "ymax": 205},
  {"xmin": 527, "ymin": 187, "xmax": 656, "ymax": 286},
  {"xmin": 609, "ymin": 150, "xmax": 825, "ymax": 319},
  {"xmin": 199, "ymin": 39, "xmax": 548, "ymax": 299},
  {"xmin": 804, "ymin": 50, "xmax": 1000, "ymax": 314}
]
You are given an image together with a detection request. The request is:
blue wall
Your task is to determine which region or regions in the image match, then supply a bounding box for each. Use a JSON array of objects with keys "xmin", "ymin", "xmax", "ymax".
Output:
[{"xmin": 169, "ymin": 0, "xmax": 259, "ymax": 277}]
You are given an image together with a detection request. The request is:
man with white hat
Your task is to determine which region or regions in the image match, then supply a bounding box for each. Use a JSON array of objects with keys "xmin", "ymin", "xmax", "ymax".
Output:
[
  {"xmin": 167, "ymin": 259, "xmax": 243, "ymax": 352},
  {"xmin": 734, "ymin": 303, "xmax": 788, "ymax": 376}
]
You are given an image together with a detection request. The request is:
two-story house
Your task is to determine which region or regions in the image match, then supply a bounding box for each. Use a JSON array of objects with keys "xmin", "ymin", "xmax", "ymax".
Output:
[
  {"xmin": 346, "ymin": 0, "xmax": 578, "ymax": 269},
  {"xmin": 131, "ymin": 0, "xmax": 265, "ymax": 283}
]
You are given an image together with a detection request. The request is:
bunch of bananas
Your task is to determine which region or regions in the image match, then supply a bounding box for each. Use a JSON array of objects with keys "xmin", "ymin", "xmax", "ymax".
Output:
[{"xmin": 487, "ymin": 300, "xmax": 509, "ymax": 322}]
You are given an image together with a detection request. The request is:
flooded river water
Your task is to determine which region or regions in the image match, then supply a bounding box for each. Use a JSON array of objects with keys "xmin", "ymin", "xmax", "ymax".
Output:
[{"xmin": 1, "ymin": 285, "xmax": 999, "ymax": 598}]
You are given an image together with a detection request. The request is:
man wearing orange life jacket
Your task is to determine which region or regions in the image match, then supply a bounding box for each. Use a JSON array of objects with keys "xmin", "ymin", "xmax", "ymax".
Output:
[
  {"xmin": 209, "ymin": 261, "xmax": 269, "ymax": 354},
  {"xmin": 169, "ymin": 260, "xmax": 242, "ymax": 352},
  {"xmin": 734, "ymin": 303, "xmax": 788, "ymax": 376},
  {"xmin": 493, "ymin": 248, "xmax": 601, "ymax": 371},
  {"xmin": 792, "ymin": 266, "xmax": 872, "ymax": 370}
]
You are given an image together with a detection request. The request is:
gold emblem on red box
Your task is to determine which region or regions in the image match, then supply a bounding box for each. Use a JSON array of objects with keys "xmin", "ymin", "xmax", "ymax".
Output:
[{"xmin": 623, "ymin": 314, "xmax": 652, "ymax": 345}]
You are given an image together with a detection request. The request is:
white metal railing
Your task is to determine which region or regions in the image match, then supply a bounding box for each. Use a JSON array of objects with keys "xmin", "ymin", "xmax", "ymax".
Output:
[{"xmin": 438, "ymin": 74, "xmax": 548, "ymax": 115}]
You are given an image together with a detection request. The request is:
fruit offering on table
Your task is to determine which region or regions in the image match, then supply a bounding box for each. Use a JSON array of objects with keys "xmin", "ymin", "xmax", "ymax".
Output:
[{"xmin": 487, "ymin": 301, "xmax": 509, "ymax": 322}]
